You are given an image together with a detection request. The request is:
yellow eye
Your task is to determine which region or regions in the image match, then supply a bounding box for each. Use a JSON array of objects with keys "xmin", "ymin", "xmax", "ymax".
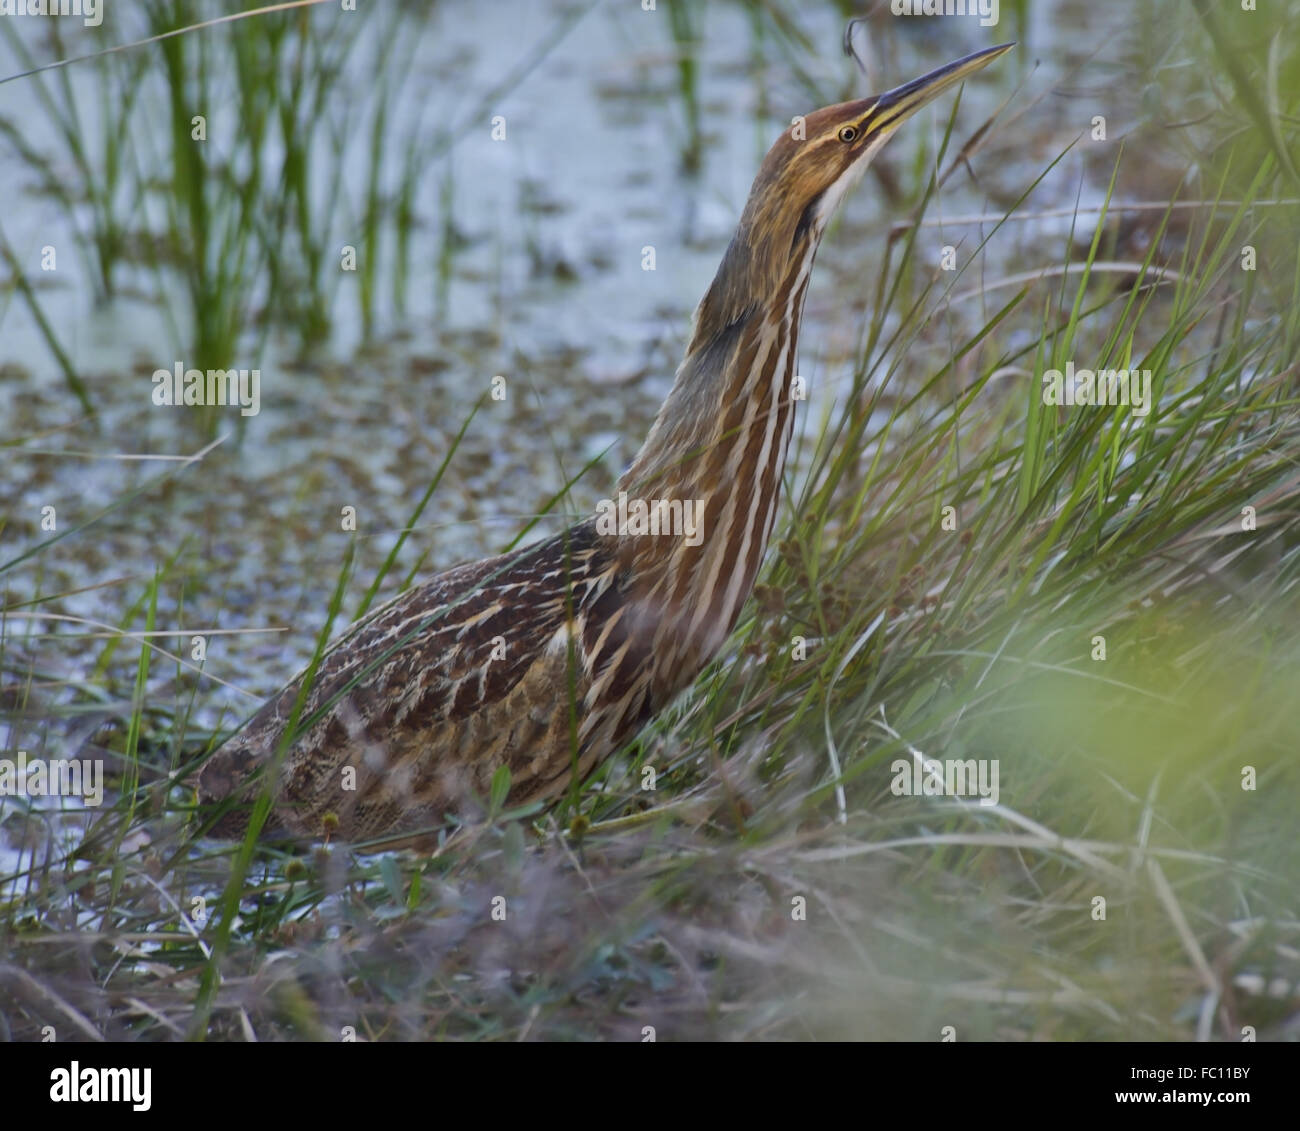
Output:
[{"xmin": 838, "ymin": 125, "xmax": 858, "ymax": 143}]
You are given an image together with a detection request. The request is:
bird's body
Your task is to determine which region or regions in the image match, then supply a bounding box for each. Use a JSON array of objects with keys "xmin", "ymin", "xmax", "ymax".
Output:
[{"xmin": 198, "ymin": 44, "xmax": 1012, "ymax": 843}]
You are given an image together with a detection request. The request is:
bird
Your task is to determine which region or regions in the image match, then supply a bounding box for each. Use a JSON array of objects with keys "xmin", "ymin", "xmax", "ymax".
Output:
[{"xmin": 197, "ymin": 43, "xmax": 1014, "ymax": 845}]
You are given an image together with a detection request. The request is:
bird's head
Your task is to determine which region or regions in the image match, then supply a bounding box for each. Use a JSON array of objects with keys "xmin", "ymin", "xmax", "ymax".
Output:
[{"xmin": 693, "ymin": 43, "xmax": 1014, "ymax": 337}]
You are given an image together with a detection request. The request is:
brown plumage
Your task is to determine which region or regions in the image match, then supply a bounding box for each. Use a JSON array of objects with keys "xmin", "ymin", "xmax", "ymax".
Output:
[{"xmin": 198, "ymin": 44, "xmax": 1013, "ymax": 845}]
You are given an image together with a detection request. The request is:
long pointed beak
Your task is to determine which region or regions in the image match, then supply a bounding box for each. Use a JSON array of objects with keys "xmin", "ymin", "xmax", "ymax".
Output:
[{"xmin": 867, "ymin": 42, "xmax": 1014, "ymax": 135}]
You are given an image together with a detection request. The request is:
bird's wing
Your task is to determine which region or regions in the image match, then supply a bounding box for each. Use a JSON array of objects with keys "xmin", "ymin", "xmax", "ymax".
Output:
[{"xmin": 198, "ymin": 521, "xmax": 614, "ymax": 839}]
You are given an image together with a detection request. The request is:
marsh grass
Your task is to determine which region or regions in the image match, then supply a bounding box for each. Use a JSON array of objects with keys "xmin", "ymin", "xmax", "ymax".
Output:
[
  {"xmin": 1, "ymin": 0, "xmax": 1298, "ymax": 1042},
  {"xmin": 0, "ymin": 18, "xmax": 146, "ymax": 305},
  {"xmin": 140, "ymin": 0, "xmax": 444, "ymax": 431},
  {"xmin": 665, "ymin": 0, "xmax": 704, "ymax": 175},
  {"xmin": 0, "ymin": 0, "xmax": 440, "ymax": 434}
]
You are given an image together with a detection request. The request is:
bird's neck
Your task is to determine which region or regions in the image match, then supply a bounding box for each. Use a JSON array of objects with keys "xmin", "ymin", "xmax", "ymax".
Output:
[{"xmin": 603, "ymin": 234, "xmax": 818, "ymax": 673}]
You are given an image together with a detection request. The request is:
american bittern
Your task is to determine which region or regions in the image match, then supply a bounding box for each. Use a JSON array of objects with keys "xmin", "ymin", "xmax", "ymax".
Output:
[{"xmin": 199, "ymin": 43, "xmax": 1013, "ymax": 844}]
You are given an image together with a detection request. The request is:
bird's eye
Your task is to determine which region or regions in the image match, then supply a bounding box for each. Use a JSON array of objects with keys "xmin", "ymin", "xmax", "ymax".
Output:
[{"xmin": 838, "ymin": 125, "xmax": 858, "ymax": 143}]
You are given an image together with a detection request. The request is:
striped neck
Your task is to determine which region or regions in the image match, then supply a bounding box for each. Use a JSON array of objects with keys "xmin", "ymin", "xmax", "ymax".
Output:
[{"xmin": 604, "ymin": 222, "xmax": 821, "ymax": 681}]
